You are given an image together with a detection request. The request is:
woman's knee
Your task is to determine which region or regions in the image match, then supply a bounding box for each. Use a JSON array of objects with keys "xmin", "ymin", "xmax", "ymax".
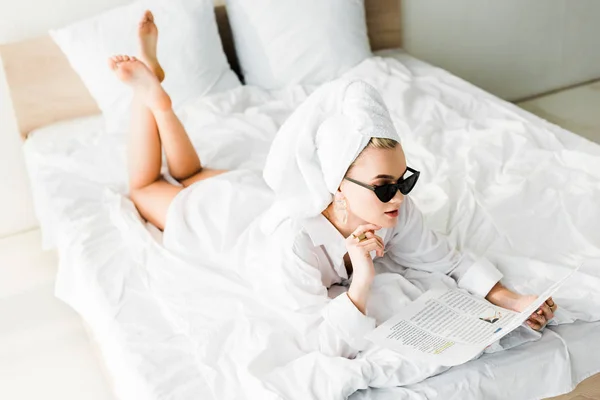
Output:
[{"xmin": 129, "ymin": 187, "xmax": 149, "ymax": 208}]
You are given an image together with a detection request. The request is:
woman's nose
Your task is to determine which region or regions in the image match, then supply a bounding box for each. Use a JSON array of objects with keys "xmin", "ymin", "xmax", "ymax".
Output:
[{"xmin": 391, "ymin": 191, "xmax": 404, "ymax": 205}]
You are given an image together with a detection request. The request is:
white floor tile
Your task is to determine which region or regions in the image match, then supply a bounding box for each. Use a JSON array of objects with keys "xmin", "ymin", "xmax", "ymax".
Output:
[
  {"xmin": 518, "ymin": 81, "xmax": 600, "ymax": 144},
  {"xmin": 0, "ymin": 230, "xmax": 57, "ymax": 299},
  {"xmin": 0, "ymin": 230, "xmax": 115, "ymax": 400}
]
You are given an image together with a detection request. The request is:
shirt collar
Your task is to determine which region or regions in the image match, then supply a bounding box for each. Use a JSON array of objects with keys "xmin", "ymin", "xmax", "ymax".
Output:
[
  {"xmin": 303, "ymin": 214, "xmax": 350, "ymax": 279},
  {"xmin": 302, "ymin": 214, "xmax": 389, "ymax": 280}
]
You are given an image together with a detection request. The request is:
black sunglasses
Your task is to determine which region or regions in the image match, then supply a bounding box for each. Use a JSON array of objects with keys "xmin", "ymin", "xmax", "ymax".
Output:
[{"xmin": 344, "ymin": 166, "xmax": 420, "ymax": 203}]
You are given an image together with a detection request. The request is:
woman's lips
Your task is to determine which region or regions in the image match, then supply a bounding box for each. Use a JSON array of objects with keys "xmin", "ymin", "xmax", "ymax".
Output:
[{"xmin": 385, "ymin": 209, "xmax": 399, "ymax": 217}]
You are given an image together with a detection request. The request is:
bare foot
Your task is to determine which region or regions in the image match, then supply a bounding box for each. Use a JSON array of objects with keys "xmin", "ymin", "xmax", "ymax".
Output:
[
  {"xmin": 138, "ymin": 10, "xmax": 165, "ymax": 82},
  {"xmin": 107, "ymin": 55, "xmax": 171, "ymax": 111}
]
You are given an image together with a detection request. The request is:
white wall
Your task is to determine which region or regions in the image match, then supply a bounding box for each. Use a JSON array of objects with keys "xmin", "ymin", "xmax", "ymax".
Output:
[
  {"xmin": 0, "ymin": 0, "xmax": 132, "ymax": 42},
  {"xmin": 402, "ymin": 0, "xmax": 600, "ymax": 101}
]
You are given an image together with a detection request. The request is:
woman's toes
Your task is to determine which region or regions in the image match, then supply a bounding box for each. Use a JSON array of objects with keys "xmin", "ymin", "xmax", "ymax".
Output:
[
  {"xmin": 109, "ymin": 54, "xmax": 140, "ymax": 78},
  {"xmin": 139, "ymin": 11, "xmax": 150, "ymax": 26},
  {"xmin": 142, "ymin": 10, "xmax": 153, "ymax": 23}
]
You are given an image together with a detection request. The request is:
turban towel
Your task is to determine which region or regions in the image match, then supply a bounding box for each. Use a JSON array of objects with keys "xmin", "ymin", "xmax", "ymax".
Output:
[{"xmin": 261, "ymin": 78, "xmax": 403, "ymax": 234}]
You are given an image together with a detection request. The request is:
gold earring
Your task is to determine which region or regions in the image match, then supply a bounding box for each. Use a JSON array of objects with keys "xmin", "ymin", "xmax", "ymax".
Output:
[{"xmin": 334, "ymin": 198, "xmax": 348, "ymax": 225}]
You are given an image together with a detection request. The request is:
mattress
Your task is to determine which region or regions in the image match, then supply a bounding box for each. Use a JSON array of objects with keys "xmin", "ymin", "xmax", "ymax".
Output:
[{"xmin": 23, "ymin": 49, "xmax": 600, "ymax": 400}]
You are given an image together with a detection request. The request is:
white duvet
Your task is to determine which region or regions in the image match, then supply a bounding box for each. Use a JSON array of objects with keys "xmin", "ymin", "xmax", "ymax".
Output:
[{"xmin": 24, "ymin": 50, "xmax": 600, "ymax": 400}]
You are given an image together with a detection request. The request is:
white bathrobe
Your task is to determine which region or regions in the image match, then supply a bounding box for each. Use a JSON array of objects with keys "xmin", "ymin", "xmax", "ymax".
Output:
[{"xmin": 161, "ymin": 79, "xmax": 540, "ymax": 382}]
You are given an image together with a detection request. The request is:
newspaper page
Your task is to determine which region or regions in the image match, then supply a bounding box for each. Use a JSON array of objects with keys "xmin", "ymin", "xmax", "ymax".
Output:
[{"xmin": 365, "ymin": 265, "xmax": 580, "ymax": 366}]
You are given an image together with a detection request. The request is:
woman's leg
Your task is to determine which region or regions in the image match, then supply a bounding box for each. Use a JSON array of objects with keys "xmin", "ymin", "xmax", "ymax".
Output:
[
  {"xmin": 136, "ymin": 10, "xmax": 213, "ymax": 183},
  {"xmin": 109, "ymin": 53, "xmax": 182, "ymax": 230},
  {"xmin": 108, "ymin": 11, "xmax": 228, "ymax": 230},
  {"xmin": 152, "ymin": 105, "xmax": 230, "ymax": 186},
  {"xmin": 125, "ymin": 92, "xmax": 228, "ymax": 228},
  {"xmin": 124, "ymin": 83, "xmax": 228, "ymax": 228}
]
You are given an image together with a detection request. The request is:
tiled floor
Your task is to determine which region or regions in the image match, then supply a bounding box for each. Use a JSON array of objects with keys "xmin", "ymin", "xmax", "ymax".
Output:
[
  {"xmin": 547, "ymin": 373, "xmax": 600, "ymax": 400},
  {"xmin": 0, "ymin": 230, "xmax": 115, "ymax": 400},
  {"xmin": 517, "ymin": 80, "xmax": 600, "ymax": 145},
  {"xmin": 0, "ymin": 82, "xmax": 599, "ymax": 400}
]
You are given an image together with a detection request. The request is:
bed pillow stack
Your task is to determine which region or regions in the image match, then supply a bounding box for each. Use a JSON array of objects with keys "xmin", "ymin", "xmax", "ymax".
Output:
[
  {"xmin": 50, "ymin": 0, "xmax": 241, "ymax": 133},
  {"xmin": 225, "ymin": 0, "xmax": 372, "ymax": 89}
]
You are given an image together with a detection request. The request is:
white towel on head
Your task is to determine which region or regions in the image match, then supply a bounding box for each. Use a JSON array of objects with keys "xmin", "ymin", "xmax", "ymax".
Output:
[{"xmin": 261, "ymin": 78, "xmax": 403, "ymax": 234}]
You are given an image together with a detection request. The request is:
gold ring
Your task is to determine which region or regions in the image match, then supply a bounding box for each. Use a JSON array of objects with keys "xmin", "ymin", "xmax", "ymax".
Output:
[{"xmin": 352, "ymin": 233, "xmax": 367, "ymax": 241}]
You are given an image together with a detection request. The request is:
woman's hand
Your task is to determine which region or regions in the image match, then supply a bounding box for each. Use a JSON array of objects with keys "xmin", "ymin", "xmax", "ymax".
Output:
[
  {"xmin": 485, "ymin": 283, "xmax": 558, "ymax": 331},
  {"xmin": 345, "ymin": 224, "xmax": 384, "ymax": 284},
  {"xmin": 345, "ymin": 224, "xmax": 383, "ymax": 314},
  {"xmin": 513, "ymin": 295, "xmax": 558, "ymax": 331}
]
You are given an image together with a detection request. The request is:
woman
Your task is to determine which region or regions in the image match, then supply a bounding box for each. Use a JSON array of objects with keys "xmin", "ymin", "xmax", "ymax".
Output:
[{"xmin": 110, "ymin": 10, "xmax": 557, "ymax": 362}]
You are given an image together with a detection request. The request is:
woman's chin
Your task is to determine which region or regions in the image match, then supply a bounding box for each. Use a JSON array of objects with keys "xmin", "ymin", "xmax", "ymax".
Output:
[
  {"xmin": 357, "ymin": 214, "xmax": 397, "ymax": 230},
  {"xmin": 376, "ymin": 216, "xmax": 397, "ymax": 229}
]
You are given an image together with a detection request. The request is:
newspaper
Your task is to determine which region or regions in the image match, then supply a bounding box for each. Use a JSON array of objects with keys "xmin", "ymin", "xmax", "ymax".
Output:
[{"xmin": 365, "ymin": 265, "xmax": 580, "ymax": 366}]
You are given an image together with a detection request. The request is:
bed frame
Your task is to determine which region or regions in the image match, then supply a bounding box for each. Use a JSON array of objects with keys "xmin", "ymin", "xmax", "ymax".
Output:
[{"xmin": 0, "ymin": 0, "xmax": 402, "ymax": 140}]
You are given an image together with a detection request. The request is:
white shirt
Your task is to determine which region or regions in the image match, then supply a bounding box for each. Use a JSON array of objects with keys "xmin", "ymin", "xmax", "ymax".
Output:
[{"xmin": 261, "ymin": 196, "xmax": 503, "ymax": 359}]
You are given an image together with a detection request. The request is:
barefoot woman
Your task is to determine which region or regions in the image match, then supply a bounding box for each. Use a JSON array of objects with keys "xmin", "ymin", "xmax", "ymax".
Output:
[
  {"xmin": 108, "ymin": 10, "xmax": 227, "ymax": 231},
  {"xmin": 112, "ymin": 11, "xmax": 558, "ymax": 364}
]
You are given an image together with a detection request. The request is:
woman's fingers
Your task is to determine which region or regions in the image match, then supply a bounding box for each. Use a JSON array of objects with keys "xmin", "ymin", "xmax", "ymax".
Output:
[
  {"xmin": 357, "ymin": 238, "xmax": 384, "ymax": 256},
  {"xmin": 357, "ymin": 238, "xmax": 384, "ymax": 250},
  {"xmin": 528, "ymin": 312, "xmax": 546, "ymax": 327},
  {"xmin": 527, "ymin": 310, "xmax": 547, "ymax": 330},
  {"xmin": 538, "ymin": 302, "xmax": 554, "ymax": 321},
  {"xmin": 526, "ymin": 318, "xmax": 543, "ymax": 330},
  {"xmin": 360, "ymin": 245, "xmax": 383, "ymax": 258},
  {"xmin": 545, "ymin": 297, "xmax": 558, "ymax": 312},
  {"xmin": 346, "ymin": 225, "xmax": 386, "ymax": 258},
  {"xmin": 364, "ymin": 232, "xmax": 384, "ymax": 248},
  {"xmin": 523, "ymin": 296, "xmax": 558, "ymax": 331},
  {"xmin": 351, "ymin": 224, "xmax": 381, "ymax": 238}
]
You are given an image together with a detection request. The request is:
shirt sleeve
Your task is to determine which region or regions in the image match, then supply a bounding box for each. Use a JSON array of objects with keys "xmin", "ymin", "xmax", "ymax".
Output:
[
  {"xmin": 376, "ymin": 196, "xmax": 503, "ymax": 298},
  {"xmin": 258, "ymin": 230, "xmax": 375, "ymax": 359}
]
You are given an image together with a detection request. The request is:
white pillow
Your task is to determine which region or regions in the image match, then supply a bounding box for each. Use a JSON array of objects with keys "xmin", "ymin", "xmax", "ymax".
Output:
[
  {"xmin": 225, "ymin": 0, "xmax": 371, "ymax": 90},
  {"xmin": 50, "ymin": 0, "xmax": 240, "ymax": 132}
]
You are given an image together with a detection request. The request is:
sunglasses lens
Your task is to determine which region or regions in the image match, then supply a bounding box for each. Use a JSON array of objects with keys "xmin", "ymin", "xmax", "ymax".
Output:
[
  {"xmin": 399, "ymin": 173, "xmax": 419, "ymax": 195},
  {"xmin": 375, "ymin": 185, "xmax": 397, "ymax": 203}
]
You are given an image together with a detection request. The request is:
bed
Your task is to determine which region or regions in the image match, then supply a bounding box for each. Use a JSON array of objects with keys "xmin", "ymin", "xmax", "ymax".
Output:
[{"xmin": 2, "ymin": 1, "xmax": 600, "ymax": 399}]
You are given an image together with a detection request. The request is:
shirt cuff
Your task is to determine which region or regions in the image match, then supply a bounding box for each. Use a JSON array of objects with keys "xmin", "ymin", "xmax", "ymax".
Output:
[
  {"xmin": 322, "ymin": 293, "xmax": 376, "ymax": 351},
  {"xmin": 456, "ymin": 256, "xmax": 503, "ymax": 298}
]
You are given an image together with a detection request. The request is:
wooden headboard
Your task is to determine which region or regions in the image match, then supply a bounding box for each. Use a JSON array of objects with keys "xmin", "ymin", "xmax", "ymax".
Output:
[{"xmin": 0, "ymin": 0, "xmax": 401, "ymax": 140}]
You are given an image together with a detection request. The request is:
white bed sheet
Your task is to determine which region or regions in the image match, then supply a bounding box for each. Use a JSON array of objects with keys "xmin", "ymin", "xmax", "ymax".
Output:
[{"xmin": 23, "ymin": 49, "xmax": 600, "ymax": 400}]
